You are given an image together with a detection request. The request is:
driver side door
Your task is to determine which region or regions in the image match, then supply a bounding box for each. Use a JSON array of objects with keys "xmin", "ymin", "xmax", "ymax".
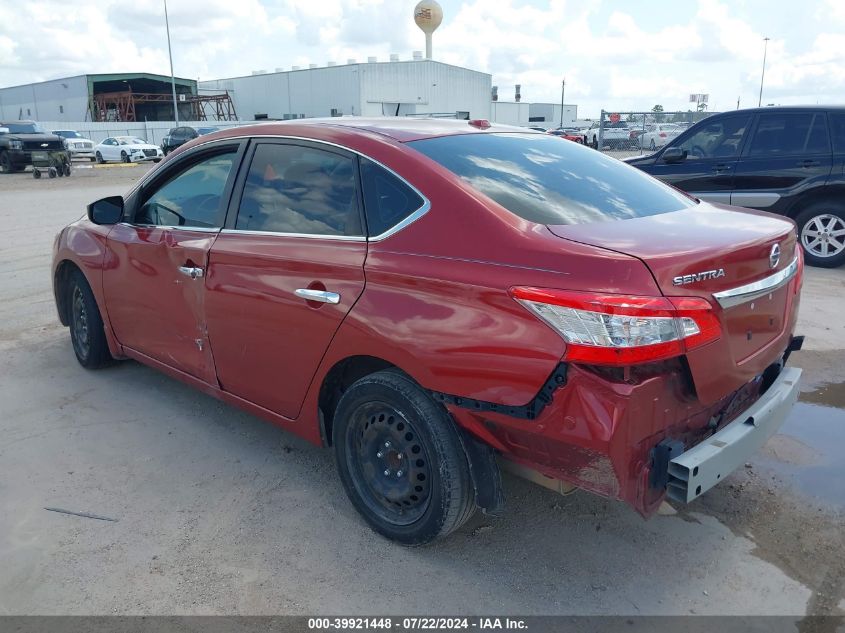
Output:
[
  {"xmin": 647, "ymin": 114, "xmax": 752, "ymax": 203},
  {"xmin": 102, "ymin": 141, "xmax": 245, "ymax": 384}
]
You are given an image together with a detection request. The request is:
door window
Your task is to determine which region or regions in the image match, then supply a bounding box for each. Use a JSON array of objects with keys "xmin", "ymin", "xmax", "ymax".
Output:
[
  {"xmin": 828, "ymin": 113, "xmax": 845, "ymax": 153},
  {"xmin": 235, "ymin": 144, "xmax": 362, "ymax": 236},
  {"xmin": 675, "ymin": 116, "xmax": 751, "ymax": 159},
  {"xmin": 747, "ymin": 113, "xmax": 829, "ymax": 156},
  {"xmin": 359, "ymin": 157, "xmax": 425, "ymax": 236},
  {"xmin": 135, "ymin": 150, "xmax": 237, "ymax": 228}
]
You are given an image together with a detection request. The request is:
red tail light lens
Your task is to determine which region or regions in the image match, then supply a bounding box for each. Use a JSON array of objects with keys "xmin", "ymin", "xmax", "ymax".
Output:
[{"xmin": 510, "ymin": 288, "xmax": 721, "ymax": 366}]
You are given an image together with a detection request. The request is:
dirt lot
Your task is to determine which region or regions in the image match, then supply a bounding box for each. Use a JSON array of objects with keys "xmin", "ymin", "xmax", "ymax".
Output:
[{"xmin": 0, "ymin": 165, "xmax": 843, "ymax": 616}]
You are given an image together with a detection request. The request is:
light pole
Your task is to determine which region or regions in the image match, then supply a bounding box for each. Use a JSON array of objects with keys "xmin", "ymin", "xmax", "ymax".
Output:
[
  {"xmin": 758, "ymin": 37, "xmax": 770, "ymax": 107},
  {"xmin": 164, "ymin": 0, "xmax": 179, "ymax": 124},
  {"xmin": 559, "ymin": 78, "xmax": 565, "ymax": 128}
]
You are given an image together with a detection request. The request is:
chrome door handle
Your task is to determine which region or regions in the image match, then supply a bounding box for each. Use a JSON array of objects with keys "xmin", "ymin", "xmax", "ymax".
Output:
[
  {"xmin": 177, "ymin": 266, "xmax": 204, "ymax": 279},
  {"xmin": 295, "ymin": 288, "xmax": 340, "ymax": 304}
]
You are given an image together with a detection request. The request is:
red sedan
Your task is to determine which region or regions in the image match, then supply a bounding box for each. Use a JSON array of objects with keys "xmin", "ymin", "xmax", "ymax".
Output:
[{"xmin": 52, "ymin": 118, "xmax": 804, "ymax": 544}]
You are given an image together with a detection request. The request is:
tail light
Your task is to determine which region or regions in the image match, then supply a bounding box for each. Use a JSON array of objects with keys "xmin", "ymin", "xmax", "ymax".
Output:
[{"xmin": 510, "ymin": 288, "xmax": 721, "ymax": 366}]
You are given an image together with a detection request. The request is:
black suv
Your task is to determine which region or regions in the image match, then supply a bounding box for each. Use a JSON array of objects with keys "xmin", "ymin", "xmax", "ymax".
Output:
[
  {"xmin": 0, "ymin": 121, "xmax": 65, "ymax": 174},
  {"xmin": 160, "ymin": 126, "xmax": 199, "ymax": 155},
  {"xmin": 626, "ymin": 106, "xmax": 845, "ymax": 267}
]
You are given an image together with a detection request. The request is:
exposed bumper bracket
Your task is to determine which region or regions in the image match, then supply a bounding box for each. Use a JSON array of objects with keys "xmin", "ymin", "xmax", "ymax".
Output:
[{"xmin": 666, "ymin": 366, "xmax": 801, "ymax": 504}]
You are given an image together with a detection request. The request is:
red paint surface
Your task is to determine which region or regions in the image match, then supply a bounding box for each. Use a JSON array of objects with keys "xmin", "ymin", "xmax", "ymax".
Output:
[{"xmin": 52, "ymin": 119, "xmax": 803, "ymax": 517}]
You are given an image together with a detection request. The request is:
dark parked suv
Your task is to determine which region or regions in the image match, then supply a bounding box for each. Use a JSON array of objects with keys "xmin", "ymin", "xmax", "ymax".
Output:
[
  {"xmin": 0, "ymin": 121, "xmax": 65, "ymax": 174},
  {"xmin": 626, "ymin": 106, "xmax": 845, "ymax": 268},
  {"xmin": 160, "ymin": 126, "xmax": 198, "ymax": 155}
]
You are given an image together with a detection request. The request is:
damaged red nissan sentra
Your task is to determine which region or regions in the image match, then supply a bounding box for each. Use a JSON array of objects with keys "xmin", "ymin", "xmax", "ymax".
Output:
[{"xmin": 52, "ymin": 119, "xmax": 804, "ymax": 544}]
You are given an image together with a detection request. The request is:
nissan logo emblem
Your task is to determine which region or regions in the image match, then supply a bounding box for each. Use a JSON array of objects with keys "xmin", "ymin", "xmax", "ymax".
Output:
[{"xmin": 769, "ymin": 243, "xmax": 781, "ymax": 269}]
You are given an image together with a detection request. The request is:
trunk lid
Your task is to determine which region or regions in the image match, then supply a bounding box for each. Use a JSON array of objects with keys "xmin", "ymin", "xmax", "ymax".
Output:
[{"xmin": 548, "ymin": 203, "xmax": 800, "ymax": 404}]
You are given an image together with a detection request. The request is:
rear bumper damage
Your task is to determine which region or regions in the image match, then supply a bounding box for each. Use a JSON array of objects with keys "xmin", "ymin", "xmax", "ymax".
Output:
[{"xmin": 666, "ymin": 365, "xmax": 801, "ymax": 503}]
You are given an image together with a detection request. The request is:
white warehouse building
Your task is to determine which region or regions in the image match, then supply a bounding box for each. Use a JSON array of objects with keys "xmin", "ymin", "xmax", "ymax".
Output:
[{"xmin": 199, "ymin": 58, "xmax": 492, "ymax": 121}]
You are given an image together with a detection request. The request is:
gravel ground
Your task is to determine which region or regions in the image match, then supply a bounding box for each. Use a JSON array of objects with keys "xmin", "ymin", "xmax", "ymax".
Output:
[{"xmin": 0, "ymin": 165, "xmax": 843, "ymax": 617}]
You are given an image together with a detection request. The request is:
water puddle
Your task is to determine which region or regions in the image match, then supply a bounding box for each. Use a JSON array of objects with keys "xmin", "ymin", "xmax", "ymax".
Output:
[
  {"xmin": 756, "ymin": 398, "xmax": 845, "ymax": 510},
  {"xmin": 800, "ymin": 381, "xmax": 845, "ymax": 410}
]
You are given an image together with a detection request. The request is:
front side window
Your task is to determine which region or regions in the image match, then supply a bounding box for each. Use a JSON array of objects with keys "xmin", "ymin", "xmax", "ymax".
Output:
[
  {"xmin": 409, "ymin": 133, "xmax": 694, "ymax": 226},
  {"xmin": 747, "ymin": 113, "xmax": 829, "ymax": 156},
  {"xmin": 674, "ymin": 116, "xmax": 751, "ymax": 159},
  {"xmin": 359, "ymin": 157, "xmax": 424, "ymax": 236},
  {"xmin": 235, "ymin": 144, "xmax": 362, "ymax": 236},
  {"xmin": 135, "ymin": 150, "xmax": 236, "ymax": 228}
]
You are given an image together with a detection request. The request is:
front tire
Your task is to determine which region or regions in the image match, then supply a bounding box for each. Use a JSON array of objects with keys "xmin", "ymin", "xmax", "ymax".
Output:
[
  {"xmin": 121, "ymin": 151, "xmax": 129, "ymax": 163},
  {"xmin": 0, "ymin": 150, "xmax": 11, "ymax": 174},
  {"xmin": 68, "ymin": 270, "xmax": 114, "ymax": 368},
  {"xmin": 333, "ymin": 370, "xmax": 475, "ymax": 545},
  {"xmin": 795, "ymin": 203, "xmax": 845, "ymax": 268}
]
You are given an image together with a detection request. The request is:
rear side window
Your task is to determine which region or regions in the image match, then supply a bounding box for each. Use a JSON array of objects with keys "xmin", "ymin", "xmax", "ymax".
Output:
[
  {"xmin": 236, "ymin": 143, "xmax": 362, "ymax": 236},
  {"xmin": 409, "ymin": 133, "xmax": 694, "ymax": 225},
  {"xmin": 747, "ymin": 113, "xmax": 829, "ymax": 156},
  {"xmin": 360, "ymin": 158, "xmax": 425, "ymax": 236},
  {"xmin": 829, "ymin": 113, "xmax": 845, "ymax": 153}
]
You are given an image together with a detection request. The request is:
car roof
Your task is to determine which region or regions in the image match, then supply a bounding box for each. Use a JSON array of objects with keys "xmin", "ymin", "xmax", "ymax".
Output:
[
  {"xmin": 719, "ymin": 105, "xmax": 845, "ymax": 115},
  {"xmin": 208, "ymin": 117, "xmax": 539, "ymax": 143}
]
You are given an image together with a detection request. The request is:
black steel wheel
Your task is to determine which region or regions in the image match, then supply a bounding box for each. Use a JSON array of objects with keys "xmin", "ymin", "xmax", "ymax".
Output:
[
  {"xmin": 346, "ymin": 402, "xmax": 433, "ymax": 525},
  {"xmin": 333, "ymin": 370, "xmax": 475, "ymax": 545},
  {"xmin": 33, "ymin": 168, "xmax": 41, "ymax": 179},
  {"xmin": 63, "ymin": 163, "xmax": 72, "ymax": 176},
  {"xmin": 67, "ymin": 270, "xmax": 113, "ymax": 369}
]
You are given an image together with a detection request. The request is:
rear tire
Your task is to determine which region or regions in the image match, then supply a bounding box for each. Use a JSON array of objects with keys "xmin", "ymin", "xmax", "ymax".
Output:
[
  {"xmin": 121, "ymin": 151, "xmax": 129, "ymax": 163},
  {"xmin": 0, "ymin": 150, "xmax": 11, "ymax": 174},
  {"xmin": 333, "ymin": 369, "xmax": 475, "ymax": 545},
  {"xmin": 67, "ymin": 270, "xmax": 114, "ymax": 368},
  {"xmin": 795, "ymin": 203, "xmax": 845, "ymax": 268},
  {"xmin": 95, "ymin": 151, "xmax": 103, "ymax": 164}
]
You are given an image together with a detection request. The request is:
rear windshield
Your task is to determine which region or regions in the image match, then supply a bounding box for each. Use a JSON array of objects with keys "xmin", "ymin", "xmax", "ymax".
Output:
[{"xmin": 408, "ymin": 133, "xmax": 695, "ymax": 225}]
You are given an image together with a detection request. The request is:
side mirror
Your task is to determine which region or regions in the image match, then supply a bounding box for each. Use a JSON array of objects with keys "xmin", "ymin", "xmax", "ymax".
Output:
[
  {"xmin": 662, "ymin": 147, "xmax": 687, "ymax": 163},
  {"xmin": 87, "ymin": 196, "xmax": 124, "ymax": 225}
]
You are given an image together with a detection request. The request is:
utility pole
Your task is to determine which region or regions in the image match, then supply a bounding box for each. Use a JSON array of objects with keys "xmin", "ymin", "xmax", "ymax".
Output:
[
  {"xmin": 737, "ymin": 96, "xmax": 740, "ymax": 110},
  {"xmin": 164, "ymin": 0, "xmax": 179, "ymax": 124},
  {"xmin": 559, "ymin": 78, "xmax": 565, "ymax": 128},
  {"xmin": 758, "ymin": 37, "xmax": 770, "ymax": 107}
]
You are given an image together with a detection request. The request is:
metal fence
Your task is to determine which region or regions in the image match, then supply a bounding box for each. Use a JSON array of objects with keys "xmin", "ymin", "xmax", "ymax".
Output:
[
  {"xmin": 587, "ymin": 110, "xmax": 717, "ymax": 156},
  {"xmin": 34, "ymin": 120, "xmax": 253, "ymax": 146}
]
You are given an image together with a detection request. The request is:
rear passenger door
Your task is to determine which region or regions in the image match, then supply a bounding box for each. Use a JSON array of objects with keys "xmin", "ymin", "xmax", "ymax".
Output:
[
  {"xmin": 732, "ymin": 112, "xmax": 832, "ymax": 210},
  {"xmin": 205, "ymin": 140, "xmax": 367, "ymax": 419}
]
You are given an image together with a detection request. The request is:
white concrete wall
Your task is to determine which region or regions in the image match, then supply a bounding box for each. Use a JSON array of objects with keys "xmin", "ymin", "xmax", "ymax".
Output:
[
  {"xmin": 0, "ymin": 76, "xmax": 89, "ymax": 122},
  {"xmin": 490, "ymin": 101, "xmax": 530, "ymax": 126},
  {"xmin": 201, "ymin": 60, "xmax": 491, "ymax": 122},
  {"xmin": 527, "ymin": 103, "xmax": 578, "ymax": 126},
  {"xmin": 200, "ymin": 66, "xmax": 361, "ymax": 120}
]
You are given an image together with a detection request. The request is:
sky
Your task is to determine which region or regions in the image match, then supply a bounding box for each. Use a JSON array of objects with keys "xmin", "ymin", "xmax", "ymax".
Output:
[{"xmin": 0, "ymin": 0, "xmax": 843, "ymax": 118}]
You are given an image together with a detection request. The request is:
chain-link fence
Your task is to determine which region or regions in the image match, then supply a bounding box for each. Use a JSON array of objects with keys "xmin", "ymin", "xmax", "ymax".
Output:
[{"xmin": 586, "ymin": 110, "xmax": 718, "ymax": 157}]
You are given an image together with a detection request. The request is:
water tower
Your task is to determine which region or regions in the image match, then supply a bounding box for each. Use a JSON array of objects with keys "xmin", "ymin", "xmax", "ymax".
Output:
[{"xmin": 414, "ymin": 0, "xmax": 443, "ymax": 60}]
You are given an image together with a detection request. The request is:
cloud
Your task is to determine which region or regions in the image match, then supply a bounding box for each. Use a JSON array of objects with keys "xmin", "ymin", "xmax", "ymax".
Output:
[{"xmin": 0, "ymin": 0, "xmax": 843, "ymax": 117}]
